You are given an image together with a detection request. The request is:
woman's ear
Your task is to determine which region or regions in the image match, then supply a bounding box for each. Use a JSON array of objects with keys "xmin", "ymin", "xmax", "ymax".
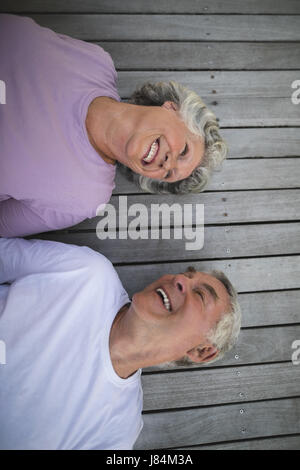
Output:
[
  {"xmin": 186, "ymin": 344, "xmax": 219, "ymax": 363},
  {"xmin": 162, "ymin": 101, "xmax": 178, "ymax": 111}
]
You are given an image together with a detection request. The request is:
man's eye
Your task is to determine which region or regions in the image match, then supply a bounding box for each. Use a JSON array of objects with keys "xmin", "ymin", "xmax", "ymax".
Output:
[
  {"xmin": 195, "ymin": 289, "xmax": 204, "ymax": 301},
  {"xmin": 164, "ymin": 171, "xmax": 172, "ymax": 180}
]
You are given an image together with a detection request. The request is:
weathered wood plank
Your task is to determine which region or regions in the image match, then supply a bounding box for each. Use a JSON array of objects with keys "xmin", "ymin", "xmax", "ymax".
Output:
[
  {"xmin": 28, "ymin": 15, "xmax": 300, "ymax": 41},
  {"xmin": 134, "ymin": 397, "xmax": 300, "ymax": 448},
  {"xmin": 115, "ymin": 159, "xmax": 300, "ymax": 193},
  {"xmin": 205, "ymin": 97, "xmax": 300, "ymax": 127},
  {"xmin": 207, "ymin": 158, "xmax": 300, "ymax": 189},
  {"xmin": 239, "ymin": 290, "xmax": 300, "ymax": 328},
  {"xmin": 70, "ymin": 190, "xmax": 300, "ymax": 226},
  {"xmin": 220, "ymin": 128, "xmax": 300, "ymax": 158},
  {"xmin": 102, "ymin": 42, "xmax": 300, "ymax": 70},
  {"xmin": 115, "ymin": 256, "xmax": 300, "ymax": 295},
  {"xmin": 37, "ymin": 223, "xmax": 300, "ymax": 263},
  {"xmin": 118, "ymin": 71, "xmax": 300, "ymax": 98},
  {"xmin": 146, "ymin": 325, "xmax": 300, "ymax": 370},
  {"xmin": 141, "ymin": 363, "xmax": 300, "ymax": 411},
  {"xmin": 1, "ymin": 0, "xmax": 300, "ymax": 14},
  {"xmin": 178, "ymin": 434, "xmax": 300, "ymax": 450}
]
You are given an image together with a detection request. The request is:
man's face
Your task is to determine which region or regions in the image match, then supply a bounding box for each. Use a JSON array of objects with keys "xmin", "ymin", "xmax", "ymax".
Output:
[{"xmin": 131, "ymin": 270, "xmax": 230, "ymax": 363}]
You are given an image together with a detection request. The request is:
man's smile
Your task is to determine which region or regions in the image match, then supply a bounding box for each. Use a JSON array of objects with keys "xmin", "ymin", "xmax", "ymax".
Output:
[{"xmin": 156, "ymin": 286, "xmax": 172, "ymax": 312}]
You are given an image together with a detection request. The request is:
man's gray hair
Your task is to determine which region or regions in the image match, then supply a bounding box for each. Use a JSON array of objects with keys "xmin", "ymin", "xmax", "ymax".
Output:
[
  {"xmin": 204, "ymin": 269, "xmax": 241, "ymax": 364},
  {"xmin": 158, "ymin": 268, "xmax": 241, "ymax": 369},
  {"xmin": 117, "ymin": 81, "xmax": 227, "ymax": 194}
]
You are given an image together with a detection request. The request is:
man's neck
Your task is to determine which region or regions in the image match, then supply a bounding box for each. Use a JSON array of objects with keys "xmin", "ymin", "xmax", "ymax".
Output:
[
  {"xmin": 109, "ymin": 302, "xmax": 178, "ymax": 379},
  {"xmin": 109, "ymin": 303, "xmax": 141, "ymax": 379}
]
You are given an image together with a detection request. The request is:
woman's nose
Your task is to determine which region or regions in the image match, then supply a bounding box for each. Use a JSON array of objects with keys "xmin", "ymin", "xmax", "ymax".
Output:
[{"xmin": 163, "ymin": 154, "xmax": 176, "ymax": 171}]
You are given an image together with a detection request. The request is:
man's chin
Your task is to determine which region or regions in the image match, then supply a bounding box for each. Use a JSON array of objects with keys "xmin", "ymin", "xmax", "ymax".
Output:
[{"xmin": 131, "ymin": 290, "xmax": 170, "ymax": 323}]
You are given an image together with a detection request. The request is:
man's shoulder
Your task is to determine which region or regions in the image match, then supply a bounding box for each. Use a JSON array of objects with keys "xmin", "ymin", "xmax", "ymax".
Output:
[
  {"xmin": 66, "ymin": 243, "xmax": 123, "ymax": 289},
  {"xmin": 24, "ymin": 238, "xmax": 116, "ymax": 279},
  {"xmin": 50, "ymin": 241, "xmax": 114, "ymax": 272}
]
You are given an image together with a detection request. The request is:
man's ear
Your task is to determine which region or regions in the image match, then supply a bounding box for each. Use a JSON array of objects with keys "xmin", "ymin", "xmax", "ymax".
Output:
[
  {"xmin": 186, "ymin": 344, "xmax": 219, "ymax": 363},
  {"xmin": 162, "ymin": 101, "xmax": 178, "ymax": 111}
]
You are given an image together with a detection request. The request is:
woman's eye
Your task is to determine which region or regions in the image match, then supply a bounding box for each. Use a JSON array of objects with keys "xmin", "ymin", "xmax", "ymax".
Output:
[{"xmin": 180, "ymin": 144, "xmax": 188, "ymax": 157}]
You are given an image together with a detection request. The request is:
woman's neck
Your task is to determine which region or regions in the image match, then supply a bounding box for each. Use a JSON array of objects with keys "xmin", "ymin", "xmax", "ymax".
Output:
[{"xmin": 85, "ymin": 96, "xmax": 119, "ymax": 165}]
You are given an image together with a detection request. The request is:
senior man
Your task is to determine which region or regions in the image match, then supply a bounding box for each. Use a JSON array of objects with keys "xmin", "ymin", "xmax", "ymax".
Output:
[{"xmin": 0, "ymin": 238, "xmax": 241, "ymax": 450}]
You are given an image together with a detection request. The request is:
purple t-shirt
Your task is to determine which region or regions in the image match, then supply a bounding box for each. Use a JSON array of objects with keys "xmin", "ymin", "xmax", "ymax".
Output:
[{"xmin": 0, "ymin": 14, "xmax": 120, "ymax": 237}]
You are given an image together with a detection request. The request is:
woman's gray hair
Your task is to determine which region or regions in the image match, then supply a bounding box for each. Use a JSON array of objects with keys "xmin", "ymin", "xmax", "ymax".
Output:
[
  {"xmin": 117, "ymin": 80, "xmax": 227, "ymax": 194},
  {"xmin": 157, "ymin": 268, "xmax": 241, "ymax": 369}
]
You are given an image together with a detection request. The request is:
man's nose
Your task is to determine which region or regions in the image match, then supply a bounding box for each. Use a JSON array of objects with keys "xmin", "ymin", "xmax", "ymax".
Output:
[{"xmin": 173, "ymin": 274, "xmax": 189, "ymax": 294}]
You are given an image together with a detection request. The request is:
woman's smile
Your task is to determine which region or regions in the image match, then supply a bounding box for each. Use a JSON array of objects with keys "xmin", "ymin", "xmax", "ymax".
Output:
[{"xmin": 142, "ymin": 138, "xmax": 160, "ymax": 165}]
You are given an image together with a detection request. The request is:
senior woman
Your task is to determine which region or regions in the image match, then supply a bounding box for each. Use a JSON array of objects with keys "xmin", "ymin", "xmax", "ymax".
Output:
[{"xmin": 0, "ymin": 14, "xmax": 226, "ymax": 238}]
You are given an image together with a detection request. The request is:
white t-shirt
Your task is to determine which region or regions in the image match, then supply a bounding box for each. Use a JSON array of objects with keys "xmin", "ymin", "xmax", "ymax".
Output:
[{"xmin": 0, "ymin": 238, "xmax": 143, "ymax": 450}]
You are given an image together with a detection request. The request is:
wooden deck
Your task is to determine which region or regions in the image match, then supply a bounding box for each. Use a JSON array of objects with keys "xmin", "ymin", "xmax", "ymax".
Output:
[{"xmin": 1, "ymin": 0, "xmax": 300, "ymax": 450}]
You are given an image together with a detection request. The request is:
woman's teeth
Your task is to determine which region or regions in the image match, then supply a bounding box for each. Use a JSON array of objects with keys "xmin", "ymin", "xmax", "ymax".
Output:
[
  {"xmin": 143, "ymin": 139, "xmax": 159, "ymax": 164},
  {"xmin": 156, "ymin": 287, "xmax": 171, "ymax": 311}
]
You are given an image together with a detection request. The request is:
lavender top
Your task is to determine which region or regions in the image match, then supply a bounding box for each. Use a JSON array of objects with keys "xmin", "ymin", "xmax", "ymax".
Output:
[{"xmin": 0, "ymin": 14, "xmax": 120, "ymax": 236}]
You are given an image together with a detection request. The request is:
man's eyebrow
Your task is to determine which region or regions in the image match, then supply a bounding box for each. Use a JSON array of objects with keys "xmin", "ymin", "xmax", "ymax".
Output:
[
  {"xmin": 183, "ymin": 271, "xmax": 219, "ymax": 302},
  {"xmin": 202, "ymin": 283, "xmax": 219, "ymax": 302}
]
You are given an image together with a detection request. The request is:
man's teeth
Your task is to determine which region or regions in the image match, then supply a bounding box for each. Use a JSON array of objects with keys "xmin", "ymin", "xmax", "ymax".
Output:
[
  {"xmin": 143, "ymin": 139, "xmax": 158, "ymax": 163},
  {"xmin": 156, "ymin": 288, "xmax": 171, "ymax": 311}
]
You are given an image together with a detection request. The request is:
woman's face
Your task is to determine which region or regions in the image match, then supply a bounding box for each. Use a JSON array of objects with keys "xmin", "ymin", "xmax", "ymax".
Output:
[{"xmin": 114, "ymin": 101, "xmax": 205, "ymax": 183}]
